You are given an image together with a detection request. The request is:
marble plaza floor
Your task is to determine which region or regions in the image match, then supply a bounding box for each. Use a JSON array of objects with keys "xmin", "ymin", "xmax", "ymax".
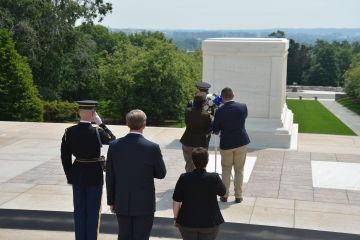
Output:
[{"xmin": 1, "ymin": 121, "xmax": 360, "ymax": 238}]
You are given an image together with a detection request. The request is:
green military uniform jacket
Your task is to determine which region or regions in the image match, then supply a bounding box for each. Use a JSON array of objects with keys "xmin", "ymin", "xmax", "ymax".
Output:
[{"xmin": 180, "ymin": 108, "xmax": 211, "ymax": 148}]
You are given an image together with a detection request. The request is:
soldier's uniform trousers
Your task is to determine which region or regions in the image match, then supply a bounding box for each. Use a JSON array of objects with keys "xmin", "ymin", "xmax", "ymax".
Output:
[{"xmin": 72, "ymin": 184, "xmax": 102, "ymax": 240}]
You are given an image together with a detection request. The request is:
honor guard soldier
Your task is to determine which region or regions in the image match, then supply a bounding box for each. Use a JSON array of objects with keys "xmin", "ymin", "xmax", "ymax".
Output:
[
  {"xmin": 187, "ymin": 82, "xmax": 211, "ymax": 108},
  {"xmin": 61, "ymin": 100, "xmax": 116, "ymax": 240}
]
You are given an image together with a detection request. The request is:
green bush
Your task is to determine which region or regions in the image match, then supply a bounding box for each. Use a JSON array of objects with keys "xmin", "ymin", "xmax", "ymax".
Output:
[
  {"xmin": 0, "ymin": 29, "xmax": 43, "ymax": 121},
  {"xmin": 337, "ymin": 96, "xmax": 360, "ymax": 115},
  {"xmin": 344, "ymin": 54, "xmax": 360, "ymax": 98},
  {"xmin": 95, "ymin": 100, "xmax": 122, "ymax": 124},
  {"xmin": 43, "ymin": 101, "xmax": 78, "ymax": 122}
]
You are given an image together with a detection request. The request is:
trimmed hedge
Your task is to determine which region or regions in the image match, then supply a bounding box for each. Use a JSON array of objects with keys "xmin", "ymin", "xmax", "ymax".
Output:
[
  {"xmin": 337, "ymin": 96, "xmax": 360, "ymax": 115},
  {"xmin": 43, "ymin": 101, "xmax": 78, "ymax": 122}
]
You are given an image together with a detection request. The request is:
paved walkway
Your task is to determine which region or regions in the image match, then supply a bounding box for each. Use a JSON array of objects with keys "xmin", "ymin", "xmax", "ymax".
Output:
[
  {"xmin": 320, "ymin": 100, "xmax": 360, "ymax": 135},
  {"xmin": 1, "ymin": 121, "xmax": 360, "ymax": 237},
  {"xmin": 0, "ymin": 229, "xmax": 121, "ymax": 240}
]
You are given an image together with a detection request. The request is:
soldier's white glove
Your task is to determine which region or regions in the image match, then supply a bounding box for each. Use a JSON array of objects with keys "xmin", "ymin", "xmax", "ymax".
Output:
[{"xmin": 94, "ymin": 112, "xmax": 103, "ymax": 125}]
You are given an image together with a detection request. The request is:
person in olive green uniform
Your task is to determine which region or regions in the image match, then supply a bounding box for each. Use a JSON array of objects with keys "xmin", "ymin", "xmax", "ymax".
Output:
[
  {"xmin": 180, "ymin": 93, "xmax": 212, "ymax": 172},
  {"xmin": 61, "ymin": 100, "xmax": 116, "ymax": 240}
]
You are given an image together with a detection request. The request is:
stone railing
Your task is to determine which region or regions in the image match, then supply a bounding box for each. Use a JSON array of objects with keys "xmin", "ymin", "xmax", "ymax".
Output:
[{"xmin": 287, "ymin": 85, "xmax": 344, "ymax": 92}]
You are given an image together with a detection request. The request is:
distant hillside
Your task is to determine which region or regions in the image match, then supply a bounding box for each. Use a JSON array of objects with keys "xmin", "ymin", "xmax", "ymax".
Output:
[{"xmin": 109, "ymin": 28, "xmax": 360, "ymax": 52}]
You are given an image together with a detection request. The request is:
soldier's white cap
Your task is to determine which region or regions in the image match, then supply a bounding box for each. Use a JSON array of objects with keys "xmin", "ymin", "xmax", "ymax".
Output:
[{"xmin": 76, "ymin": 100, "xmax": 98, "ymax": 110}]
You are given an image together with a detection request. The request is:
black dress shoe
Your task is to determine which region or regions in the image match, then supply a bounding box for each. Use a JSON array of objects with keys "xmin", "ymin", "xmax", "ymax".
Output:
[
  {"xmin": 235, "ymin": 198, "xmax": 243, "ymax": 203},
  {"xmin": 220, "ymin": 196, "xmax": 228, "ymax": 202}
]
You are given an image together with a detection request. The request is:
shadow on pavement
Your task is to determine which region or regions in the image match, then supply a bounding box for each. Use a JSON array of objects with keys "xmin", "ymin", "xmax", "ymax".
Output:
[{"xmin": 0, "ymin": 209, "xmax": 359, "ymax": 240}]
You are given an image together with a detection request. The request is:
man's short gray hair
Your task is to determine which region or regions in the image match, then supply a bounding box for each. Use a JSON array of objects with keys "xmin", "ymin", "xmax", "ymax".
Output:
[{"xmin": 126, "ymin": 109, "xmax": 147, "ymax": 130}]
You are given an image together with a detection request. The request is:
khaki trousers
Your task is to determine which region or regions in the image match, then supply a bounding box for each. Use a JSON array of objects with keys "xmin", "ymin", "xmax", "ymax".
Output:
[
  {"xmin": 220, "ymin": 146, "xmax": 247, "ymax": 198},
  {"xmin": 182, "ymin": 145, "xmax": 196, "ymax": 172}
]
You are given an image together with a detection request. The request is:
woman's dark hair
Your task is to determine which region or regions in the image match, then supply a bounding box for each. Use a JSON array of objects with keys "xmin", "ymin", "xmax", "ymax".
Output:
[
  {"xmin": 192, "ymin": 147, "xmax": 209, "ymax": 169},
  {"xmin": 193, "ymin": 92, "xmax": 206, "ymax": 109}
]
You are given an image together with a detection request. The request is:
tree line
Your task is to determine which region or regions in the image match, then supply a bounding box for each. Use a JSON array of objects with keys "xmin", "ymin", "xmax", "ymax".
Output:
[
  {"xmin": 0, "ymin": 0, "xmax": 200, "ymax": 123},
  {"xmin": 268, "ymin": 30, "xmax": 360, "ymax": 89}
]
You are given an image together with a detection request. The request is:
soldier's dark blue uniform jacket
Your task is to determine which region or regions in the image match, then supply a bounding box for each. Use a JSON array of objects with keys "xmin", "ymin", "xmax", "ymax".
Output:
[{"xmin": 61, "ymin": 122, "xmax": 115, "ymax": 186}]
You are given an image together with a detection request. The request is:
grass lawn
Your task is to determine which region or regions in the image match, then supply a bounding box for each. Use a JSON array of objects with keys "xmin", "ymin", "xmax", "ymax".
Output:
[
  {"xmin": 336, "ymin": 97, "xmax": 360, "ymax": 116},
  {"xmin": 286, "ymin": 99, "xmax": 357, "ymax": 136}
]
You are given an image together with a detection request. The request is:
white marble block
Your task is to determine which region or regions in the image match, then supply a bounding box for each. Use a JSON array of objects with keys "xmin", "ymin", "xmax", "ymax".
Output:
[{"xmin": 203, "ymin": 38, "xmax": 298, "ymax": 149}]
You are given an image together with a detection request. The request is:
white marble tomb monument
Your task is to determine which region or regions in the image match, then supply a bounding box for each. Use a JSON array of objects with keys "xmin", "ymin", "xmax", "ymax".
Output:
[{"xmin": 203, "ymin": 38, "xmax": 298, "ymax": 149}]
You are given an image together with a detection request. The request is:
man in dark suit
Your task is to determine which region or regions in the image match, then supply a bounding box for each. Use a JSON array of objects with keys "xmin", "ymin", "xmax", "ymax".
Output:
[
  {"xmin": 212, "ymin": 87, "xmax": 250, "ymax": 203},
  {"xmin": 61, "ymin": 100, "xmax": 116, "ymax": 240},
  {"xmin": 106, "ymin": 109, "xmax": 167, "ymax": 240}
]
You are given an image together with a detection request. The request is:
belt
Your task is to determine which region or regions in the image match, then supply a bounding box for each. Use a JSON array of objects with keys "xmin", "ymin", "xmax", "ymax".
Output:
[{"xmin": 75, "ymin": 157, "xmax": 105, "ymax": 163}]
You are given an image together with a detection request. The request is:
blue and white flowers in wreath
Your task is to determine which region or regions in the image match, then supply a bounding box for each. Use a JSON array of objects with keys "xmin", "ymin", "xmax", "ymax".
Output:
[{"xmin": 204, "ymin": 93, "xmax": 222, "ymax": 115}]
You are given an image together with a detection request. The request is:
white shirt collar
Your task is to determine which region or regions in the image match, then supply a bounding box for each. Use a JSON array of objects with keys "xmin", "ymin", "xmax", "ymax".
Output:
[
  {"xmin": 129, "ymin": 131, "xmax": 143, "ymax": 135},
  {"xmin": 80, "ymin": 120, "xmax": 92, "ymax": 124}
]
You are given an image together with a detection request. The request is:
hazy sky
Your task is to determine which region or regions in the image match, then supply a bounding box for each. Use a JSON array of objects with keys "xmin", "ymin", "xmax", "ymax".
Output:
[{"xmin": 99, "ymin": 0, "xmax": 360, "ymax": 29}]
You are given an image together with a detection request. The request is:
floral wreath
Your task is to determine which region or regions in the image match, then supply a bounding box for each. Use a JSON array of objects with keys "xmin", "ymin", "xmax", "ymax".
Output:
[{"xmin": 204, "ymin": 93, "xmax": 222, "ymax": 115}]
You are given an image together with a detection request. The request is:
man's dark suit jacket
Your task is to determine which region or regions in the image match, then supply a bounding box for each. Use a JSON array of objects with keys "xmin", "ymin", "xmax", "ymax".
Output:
[
  {"xmin": 173, "ymin": 169, "xmax": 226, "ymax": 228},
  {"xmin": 180, "ymin": 108, "xmax": 211, "ymax": 148},
  {"xmin": 106, "ymin": 133, "xmax": 166, "ymax": 216},
  {"xmin": 212, "ymin": 101, "xmax": 250, "ymax": 150}
]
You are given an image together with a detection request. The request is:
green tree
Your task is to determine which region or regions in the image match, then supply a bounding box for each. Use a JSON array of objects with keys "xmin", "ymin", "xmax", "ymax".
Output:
[
  {"xmin": 59, "ymin": 30, "xmax": 99, "ymax": 100},
  {"xmin": 97, "ymin": 40, "xmax": 138, "ymax": 120},
  {"xmin": 303, "ymin": 64, "xmax": 327, "ymax": 86},
  {"xmin": 268, "ymin": 30, "xmax": 285, "ymax": 38},
  {"xmin": 128, "ymin": 31, "xmax": 170, "ymax": 47},
  {"xmin": 97, "ymin": 32, "xmax": 200, "ymax": 123},
  {"xmin": 77, "ymin": 24, "xmax": 118, "ymax": 54},
  {"xmin": 0, "ymin": 0, "xmax": 112, "ymax": 99},
  {"xmin": 287, "ymin": 39, "xmax": 311, "ymax": 85},
  {"xmin": 0, "ymin": 29, "xmax": 43, "ymax": 121},
  {"xmin": 333, "ymin": 41, "xmax": 353, "ymax": 87},
  {"xmin": 304, "ymin": 40, "xmax": 339, "ymax": 86},
  {"xmin": 267, "ymin": 31, "xmax": 311, "ymax": 85},
  {"xmin": 344, "ymin": 54, "xmax": 360, "ymax": 98},
  {"xmin": 352, "ymin": 42, "xmax": 360, "ymax": 54},
  {"xmin": 129, "ymin": 37, "xmax": 196, "ymax": 122}
]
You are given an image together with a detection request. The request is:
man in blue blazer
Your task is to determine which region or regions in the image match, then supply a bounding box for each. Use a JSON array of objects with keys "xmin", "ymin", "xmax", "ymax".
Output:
[
  {"xmin": 106, "ymin": 109, "xmax": 167, "ymax": 240},
  {"xmin": 212, "ymin": 87, "xmax": 250, "ymax": 203}
]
